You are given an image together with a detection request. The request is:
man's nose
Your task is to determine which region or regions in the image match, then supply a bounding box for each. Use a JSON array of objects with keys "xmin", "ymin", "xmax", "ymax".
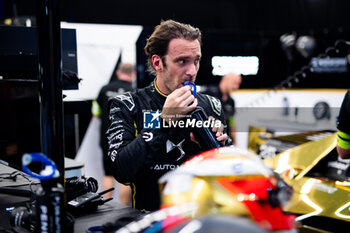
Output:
[{"xmin": 186, "ymin": 63, "xmax": 197, "ymax": 77}]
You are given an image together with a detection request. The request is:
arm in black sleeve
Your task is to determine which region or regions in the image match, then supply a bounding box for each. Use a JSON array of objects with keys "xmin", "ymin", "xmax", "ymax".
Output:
[
  {"xmin": 338, "ymin": 89, "xmax": 350, "ymax": 133},
  {"xmin": 107, "ymin": 99, "xmax": 168, "ymax": 183},
  {"xmin": 337, "ymin": 89, "xmax": 350, "ymax": 159}
]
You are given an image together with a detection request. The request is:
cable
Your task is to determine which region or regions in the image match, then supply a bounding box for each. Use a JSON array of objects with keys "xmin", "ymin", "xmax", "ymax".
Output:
[{"xmin": 0, "ymin": 171, "xmax": 36, "ymax": 198}]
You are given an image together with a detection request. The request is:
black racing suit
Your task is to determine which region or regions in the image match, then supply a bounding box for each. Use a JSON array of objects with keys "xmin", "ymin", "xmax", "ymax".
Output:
[
  {"xmin": 107, "ymin": 80, "xmax": 230, "ymax": 211},
  {"xmin": 97, "ymin": 79, "xmax": 133, "ymax": 175}
]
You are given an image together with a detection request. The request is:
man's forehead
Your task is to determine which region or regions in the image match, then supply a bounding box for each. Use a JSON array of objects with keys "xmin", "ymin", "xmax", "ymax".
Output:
[{"xmin": 167, "ymin": 38, "xmax": 201, "ymax": 57}]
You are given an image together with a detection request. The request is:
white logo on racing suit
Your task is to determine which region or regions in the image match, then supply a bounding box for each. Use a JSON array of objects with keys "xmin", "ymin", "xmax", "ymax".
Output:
[
  {"xmin": 109, "ymin": 142, "xmax": 123, "ymax": 150},
  {"xmin": 110, "ymin": 150, "xmax": 117, "ymax": 162},
  {"xmin": 110, "ymin": 120, "xmax": 122, "ymax": 126},
  {"xmin": 142, "ymin": 132, "xmax": 153, "ymax": 142},
  {"xmin": 107, "ymin": 129, "xmax": 125, "ymax": 141},
  {"xmin": 110, "ymin": 107, "xmax": 121, "ymax": 114},
  {"xmin": 108, "ymin": 124, "xmax": 123, "ymax": 132},
  {"xmin": 206, "ymin": 95, "xmax": 222, "ymax": 116},
  {"xmin": 109, "ymin": 107, "xmax": 121, "ymax": 120},
  {"xmin": 151, "ymin": 164, "xmax": 180, "ymax": 170},
  {"xmin": 115, "ymin": 133, "xmax": 123, "ymax": 141},
  {"xmin": 166, "ymin": 139, "xmax": 185, "ymax": 161},
  {"xmin": 115, "ymin": 93, "xmax": 135, "ymax": 111}
]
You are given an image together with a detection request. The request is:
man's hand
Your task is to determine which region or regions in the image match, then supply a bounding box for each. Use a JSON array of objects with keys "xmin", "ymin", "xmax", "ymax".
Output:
[
  {"xmin": 208, "ymin": 116, "xmax": 228, "ymax": 143},
  {"xmin": 337, "ymin": 145, "xmax": 350, "ymax": 159},
  {"xmin": 190, "ymin": 116, "xmax": 228, "ymax": 145},
  {"xmin": 161, "ymin": 86, "xmax": 198, "ymax": 123}
]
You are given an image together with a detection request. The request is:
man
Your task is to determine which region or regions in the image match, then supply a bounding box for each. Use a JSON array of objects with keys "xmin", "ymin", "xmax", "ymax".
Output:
[
  {"xmin": 337, "ymin": 89, "xmax": 350, "ymax": 159},
  {"xmin": 94, "ymin": 63, "xmax": 135, "ymax": 202},
  {"xmin": 202, "ymin": 73, "xmax": 241, "ymax": 145},
  {"xmin": 107, "ymin": 20, "xmax": 229, "ymax": 211}
]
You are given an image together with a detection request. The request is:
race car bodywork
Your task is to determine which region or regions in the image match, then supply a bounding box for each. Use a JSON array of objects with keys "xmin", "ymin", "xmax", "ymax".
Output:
[{"xmin": 249, "ymin": 129, "xmax": 350, "ymax": 231}]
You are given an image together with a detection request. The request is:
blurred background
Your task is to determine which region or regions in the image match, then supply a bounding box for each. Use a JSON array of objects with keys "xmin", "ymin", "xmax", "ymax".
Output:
[{"xmin": 1, "ymin": 0, "xmax": 350, "ymax": 88}]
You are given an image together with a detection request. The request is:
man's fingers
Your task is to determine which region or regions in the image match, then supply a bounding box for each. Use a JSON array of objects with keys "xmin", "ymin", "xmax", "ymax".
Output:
[
  {"xmin": 168, "ymin": 86, "xmax": 192, "ymax": 107},
  {"xmin": 209, "ymin": 116, "xmax": 218, "ymax": 133},
  {"xmin": 173, "ymin": 85, "xmax": 191, "ymax": 96},
  {"xmin": 181, "ymin": 94, "xmax": 195, "ymax": 107},
  {"xmin": 208, "ymin": 117, "xmax": 224, "ymax": 133},
  {"xmin": 217, "ymin": 120, "xmax": 224, "ymax": 132},
  {"xmin": 186, "ymin": 98, "xmax": 198, "ymax": 112},
  {"xmin": 190, "ymin": 132, "xmax": 199, "ymax": 145},
  {"xmin": 216, "ymin": 133, "xmax": 228, "ymax": 142}
]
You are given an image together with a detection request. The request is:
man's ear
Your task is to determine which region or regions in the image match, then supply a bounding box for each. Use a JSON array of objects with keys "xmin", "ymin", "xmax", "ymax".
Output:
[
  {"xmin": 152, "ymin": 55, "xmax": 162, "ymax": 72},
  {"xmin": 115, "ymin": 69, "xmax": 120, "ymax": 77}
]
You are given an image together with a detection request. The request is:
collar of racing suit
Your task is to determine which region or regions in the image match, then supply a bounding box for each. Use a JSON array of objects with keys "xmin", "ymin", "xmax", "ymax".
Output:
[{"xmin": 153, "ymin": 78, "xmax": 168, "ymax": 98}]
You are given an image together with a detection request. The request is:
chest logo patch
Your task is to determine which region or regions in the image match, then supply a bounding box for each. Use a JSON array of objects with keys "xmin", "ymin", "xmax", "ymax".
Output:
[
  {"xmin": 166, "ymin": 139, "xmax": 185, "ymax": 161},
  {"xmin": 115, "ymin": 92, "xmax": 135, "ymax": 111},
  {"xmin": 142, "ymin": 132, "xmax": 153, "ymax": 142},
  {"xmin": 206, "ymin": 95, "xmax": 222, "ymax": 116}
]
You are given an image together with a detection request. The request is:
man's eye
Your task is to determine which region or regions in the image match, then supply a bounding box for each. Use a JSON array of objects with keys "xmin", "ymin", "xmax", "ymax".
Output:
[
  {"xmin": 178, "ymin": 60, "xmax": 185, "ymax": 64},
  {"xmin": 194, "ymin": 59, "xmax": 200, "ymax": 65}
]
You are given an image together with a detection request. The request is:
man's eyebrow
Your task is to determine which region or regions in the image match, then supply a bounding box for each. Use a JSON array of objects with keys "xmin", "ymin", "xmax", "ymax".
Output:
[
  {"xmin": 175, "ymin": 55, "xmax": 201, "ymax": 60},
  {"xmin": 175, "ymin": 55, "xmax": 190, "ymax": 59}
]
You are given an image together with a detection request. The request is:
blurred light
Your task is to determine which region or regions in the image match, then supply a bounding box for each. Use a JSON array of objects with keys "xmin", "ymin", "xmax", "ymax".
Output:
[
  {"xmin": 237, "ymin": 193, "xmax": 245, "ymax": 202},
  {"xmin": 300, "ymin": 179, "xmax": 316, "ymax": 194},
  {"xmin": 295, "ymin": 194, "xmax": 323, "ymax": 221},
  {"xmin": 280, "ymin": 33, "xmax": 296, "ymax": 48},
  {"xmin": 178, "ymin": 220, "xmax": 202, "ymax": 233},
  {"xmin": 296, "ymin": 35, "xmax": 316, "ymax": 58},
  {"xmin": 310, "ymin": 57, "xmax": 348, "ymax": 73},
  {"xmin": 275, "ymin": 152, "xmax": 290, "ymax": 173},
  {"xmin": 280, "ymin": 33, "xmax": 297, "ymax": 61},
  {"xmin": 296, "ymin": 179, "xmax": 323, "ymax": 221},
  {"xmin": 335, "ymin": 201, "xmax": 350, "ymax": 219},
  {"xmin": 211, "ymin": 56, "xmax": 259, "ymax": 76},
  {"xmin": 191, "ymin": 180, "xmax": 206, "ymax": 201}
]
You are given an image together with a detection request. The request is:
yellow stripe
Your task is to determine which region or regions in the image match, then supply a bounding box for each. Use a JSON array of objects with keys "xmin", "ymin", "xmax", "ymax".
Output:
[
  {"xmin": 131, "ymin": 183, "xmax": 136, "ymax": 208},
  {"xmin": 131, "ymin": 123, "xmax": 137, "ymax": 208},
  {"xmin": 338, "ymin": 129, "xmax": 350, "ymax": 140},
  {"xmin": 134, "ymin": 122, "xmax": 138, "ymax": 136},
  {"xmin": 337, "ymin": 129, "xmax": 350, "ymax": 149},
  {"xmin": 154, "ymin": 78, "xmax": 168, "ymax": 97}
]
